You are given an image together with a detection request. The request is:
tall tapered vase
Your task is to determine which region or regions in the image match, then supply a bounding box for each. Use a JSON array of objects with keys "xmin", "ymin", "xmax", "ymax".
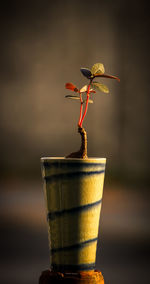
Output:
[{"xmin": 41, "ymin": 157, "xmax": 106, "ymax": 273}]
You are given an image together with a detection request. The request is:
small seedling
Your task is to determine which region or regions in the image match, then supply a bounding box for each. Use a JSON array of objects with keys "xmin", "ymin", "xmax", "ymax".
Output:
[{"xmin": 65, "ymin": 62, "xmax": 120, "ymax": 159}]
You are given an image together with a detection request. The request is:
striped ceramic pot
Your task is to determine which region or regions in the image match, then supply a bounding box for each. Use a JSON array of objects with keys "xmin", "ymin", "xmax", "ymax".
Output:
[{"xmin": 41, "ymin": 157, "xmax": 106, "ymax": 272}]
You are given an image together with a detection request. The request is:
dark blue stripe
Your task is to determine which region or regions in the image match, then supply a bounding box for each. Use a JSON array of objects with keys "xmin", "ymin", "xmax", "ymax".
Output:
[
  {"xmin": 47, "ymin": 199, "xmax": 102, "ymax": 221},
  {"xmin": 43, "ymin": 161, "xmax": 105, "ymax": 169},
  {"xmin": 44, "ymin": 170, "xmax": 105, "ymax": 182},
  {"xmin": 51, "ymin": 263, "xmax": 96, "ymax": 272},
  {"xmin": 51, "ymin": 237, "xmax": 98, "ymax": 254}
]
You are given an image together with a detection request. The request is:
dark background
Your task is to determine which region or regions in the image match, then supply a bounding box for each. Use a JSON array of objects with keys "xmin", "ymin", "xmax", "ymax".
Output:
[{"xmin": 0, "ymin": 1, "xmax": 150, "ymax": 283}]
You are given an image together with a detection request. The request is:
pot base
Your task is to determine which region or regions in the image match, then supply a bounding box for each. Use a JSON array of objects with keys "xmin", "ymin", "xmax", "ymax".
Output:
[{"xmin": 39, "ymin": 269, "xmax": 104, "ymax": 284}]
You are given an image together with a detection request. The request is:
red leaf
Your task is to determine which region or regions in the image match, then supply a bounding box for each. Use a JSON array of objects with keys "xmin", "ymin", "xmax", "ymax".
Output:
[
  {"xmin": 94, "ymin": 73, "xmax": 120, "ymax": 82},
  {"xmin": 65, "ymin": 83, "xmax": 79, "ymax": 92}
]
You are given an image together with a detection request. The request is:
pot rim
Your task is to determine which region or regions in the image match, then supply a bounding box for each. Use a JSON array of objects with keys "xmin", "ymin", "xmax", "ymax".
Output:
[{"xmin": 41, "ymin": 157, "xmax": 106, "ymax": 163}]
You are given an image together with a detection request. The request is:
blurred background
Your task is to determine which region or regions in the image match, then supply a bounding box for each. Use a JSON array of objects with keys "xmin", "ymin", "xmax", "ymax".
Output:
[{"xmin": 0, "ymin": 0, "xmax": 150, "ymax": 283}]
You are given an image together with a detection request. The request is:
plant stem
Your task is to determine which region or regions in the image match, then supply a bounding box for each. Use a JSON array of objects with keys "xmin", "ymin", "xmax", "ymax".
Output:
[
  {"xmin": 80, "ymin": 81, "xmax": 91, "ymax": 127},
  {"xmin": 78, "ymin": 126, "xmax": 87, "ymax": 158},
  {"xmin": 78, "ymin": 93, "xmax": 83, "ymax": 127},
  {"xmin": 66, "ymin": 126, "xmax": 87, "ymax": 159},
  {"xmin": 66, "ymin": 80, "xmax": 93, "ymax": 159}
]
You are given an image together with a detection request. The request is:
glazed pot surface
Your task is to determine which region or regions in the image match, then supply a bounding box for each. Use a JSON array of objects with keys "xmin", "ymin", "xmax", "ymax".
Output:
[{"xmin": 41, "ymin": 157, "xmax": 106, "ymax": 272}]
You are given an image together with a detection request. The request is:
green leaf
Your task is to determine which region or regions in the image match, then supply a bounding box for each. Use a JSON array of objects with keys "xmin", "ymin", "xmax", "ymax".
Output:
[
  {"xmin": 80, "ymin": 68, "xmax": 92, "ymax": 79},
  {"xmin": 88, "ymin": 99, "xmax": 93, "ymax": 104},
  {"xmin": 80, "ymin": 85, "xmax": 88, "ymax": 93},
  {"xmin": 83, "ymin": 98, "xmax": 93, "ymax": 104},
  {"xmin": 91, "ymin": 82, "xmax": 109, "ymax": 93},
  {"xmin": 80, "ymin": 85, "xmax": 95, "ymax": 93},
  {"xmin": 65, "ymin": 95, "xmax": 80, "ymax": 100},
  {"xmin": 91, "ymin": 63, "xmax": 105, "ymax": 75}
]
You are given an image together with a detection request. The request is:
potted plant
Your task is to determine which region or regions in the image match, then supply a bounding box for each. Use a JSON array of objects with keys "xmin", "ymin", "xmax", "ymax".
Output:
[{"xmin": 40, "ymin": 63, "xmax": 119, "ymax": 283}]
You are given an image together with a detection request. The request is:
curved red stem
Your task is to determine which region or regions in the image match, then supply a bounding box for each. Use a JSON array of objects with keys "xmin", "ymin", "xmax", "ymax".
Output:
[
  {"xmin": 78, "ymin": 93, "xmax": 83, "ymax": 127},
  {"xmin": 80, "ymin": 84, "xmax": 91, "ymax": 127}
]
